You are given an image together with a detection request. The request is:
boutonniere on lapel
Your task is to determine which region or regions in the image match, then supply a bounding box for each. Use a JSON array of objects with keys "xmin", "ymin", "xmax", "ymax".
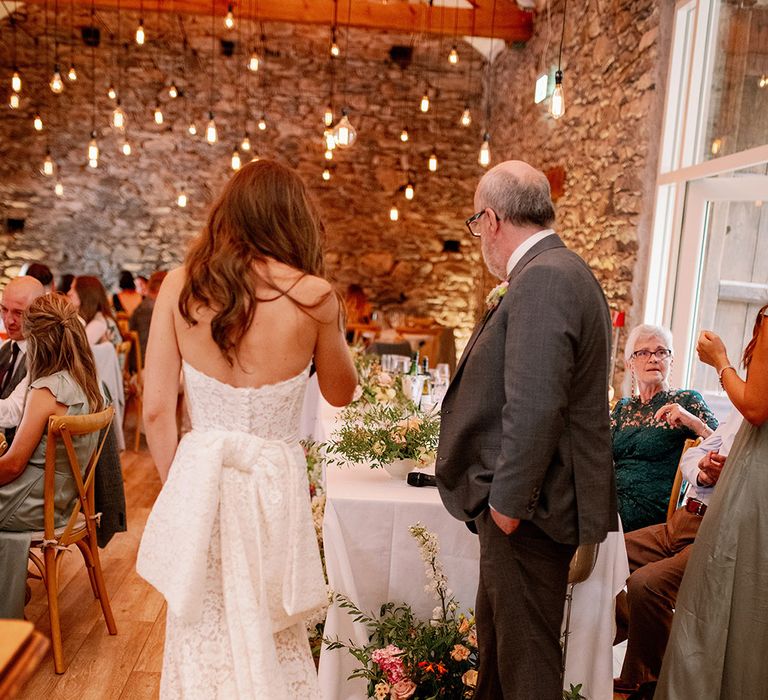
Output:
[{"xmin": 485, "ymin": 280, "xmax": 509, "ymax": 311}]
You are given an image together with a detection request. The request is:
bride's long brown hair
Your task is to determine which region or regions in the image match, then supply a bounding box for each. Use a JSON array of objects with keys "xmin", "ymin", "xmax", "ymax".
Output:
[
  {"xmin": 179, "ymin": 159, "xmax": 333, "ymax": 364},
  {"xmin": 743, "ymin": 302, "xmax": 768, "ymax": 368}
]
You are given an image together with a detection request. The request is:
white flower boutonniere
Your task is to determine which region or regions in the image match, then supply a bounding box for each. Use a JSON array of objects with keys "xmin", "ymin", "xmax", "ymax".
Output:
[{"xmin": 485, "ymin": 280, "xmax": 509, "ymax": 311}]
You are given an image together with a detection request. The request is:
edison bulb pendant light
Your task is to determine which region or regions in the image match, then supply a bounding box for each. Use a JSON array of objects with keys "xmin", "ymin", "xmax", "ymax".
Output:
[
  {"xmin": 67, "ymin": 63, "xmax": 77, "ymax": 81},
  {"xmin": 448, "ymin": 46, "xmax": 459, "ymax": 65},
  {"xmin": 330, "ymin": 31, "xmax": 340, "ymax": 58},
  {"xmin": 420, "ymin": 94, "xmax": 430, "ymax": 113},
  {"xmin": 331, "ymin": 112, "xmax": 357, "ymax": 148},
  {"xmin": 400, "ymin": 127, "xmax": 409, "ymax": 143},
  {"xmin": 550, "ymin": 70, "xmax": 565, "ymax": 119},
  {"xmin": 206, "ymin": 112, "xmax": 218, "ymax": 143},
  {"xmin": 107, "ymin": 84, "xmax": 117, "ymax": 100},
  {"xmin": 231, "ymin": 148, "xmax": 241, "ymax": 170},
  {"xmin": 224, "ymin": 4, "xmax": 234, "ymax": 29},
  {"xmin": 324, "ymin": 148, "xmax": 333, "ymax": 161},
  {"xmin": 241, "ymin": 133, "xmax": 251, "ymax": 151},
  {"xmin": 478, "ymin": 133, "xmax": 491, "ymax": 167},
  {"xmin": 111, "ymin": 102, "xmax": 126, "ymax": 130},
  {"xmin": 121, "ymin": 140, "xmax": 132, "ymax": 156},
  {"xmin": 33, "ymin": 114, "xmax": 44, "ymax": 131},
  {"xmin": 323, "ymin": 130, "xmax": 336, "ymax": 151},
  {"xmin": 11, "ymin": 70, "xmax": 21, "ymax": 93},
  {"xmin": 324, "ymin": 106, "xmax": 333, "ymax": 127},
  {"xmin": 154, "ymin": 106, "xmax": 164, "ymax": 125},
  {"xmin": 54, "ymin": 180, "xmax": 64, "ymax": 196},
  {"xmin": 428, "ymin": 151, "xmax": 438, "ymax": 172},
  {"xmin": 188, "ymin": 121, "xmax": 197, "ymax": 136},
  {"xmin": 322, "ymin": 168, "xmax": 331, "ymax": 181},
  {"xmin": 248, "ymin": 51, "xmax": 260, "ymax": 72},
  {"xmin": 460, "ymin": 106, "xmax": 472, "ymax": 127},
  {"xmin": 136, "ymin": 20, "xmax": 146, "ymax": 45},
  {"xmin": 41, "ymin": 151, "xmax": 55, "ymax": 176},
  {"xmin": 87, "ymin": 132, "xmax": 99, "ymax": 165},
  {"xmin": 257, "ymin": 115, "xmax": 267, "ymax": 131},
  {"xmin": 50, "ymin": 66, "xmax": 64, "ymax": 94},
  {"xmin": 177, "ymin": 190, "xmax": 188, "ymax": 207},
  {"xmin": 389, "ymin": 205, "xmax": 399, "ymax": 222},
  {"xmin": 168, "ymin": 83, "xmax": 178, "ymax": 98},
  {"xmin": 404, "ymin": 182, "xmax": 414, "ymax": 201},
  {"xmin": 8, "ymin": 92, "xmax": 20, "ymax": 109}
]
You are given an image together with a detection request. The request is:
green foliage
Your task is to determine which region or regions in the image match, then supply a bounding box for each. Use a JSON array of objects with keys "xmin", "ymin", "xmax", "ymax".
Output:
[{"xmin": 563, "ymin": 682, "xmax": 587, "ymax": 700}]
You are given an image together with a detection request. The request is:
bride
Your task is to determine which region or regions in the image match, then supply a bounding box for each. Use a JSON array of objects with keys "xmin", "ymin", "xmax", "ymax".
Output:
[{"xmin": 136, "ymin": 160, "xmax": 357, "ymax": 698}]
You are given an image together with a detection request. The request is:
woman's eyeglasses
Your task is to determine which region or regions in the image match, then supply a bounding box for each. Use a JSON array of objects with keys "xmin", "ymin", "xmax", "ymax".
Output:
[{"xmin": 631, "ymin": 348, "xmax": 672, "ymax": 360}]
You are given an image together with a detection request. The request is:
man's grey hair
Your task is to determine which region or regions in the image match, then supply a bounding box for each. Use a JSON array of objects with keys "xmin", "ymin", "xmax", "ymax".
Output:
[{"xmin": 476, "ymin": 167, "xmax": 556, "ymax": 228}]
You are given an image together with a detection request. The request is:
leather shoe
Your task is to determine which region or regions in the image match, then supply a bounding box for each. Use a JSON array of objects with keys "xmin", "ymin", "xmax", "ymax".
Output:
[{"xmin": 613, "ymin": 678, "xmax": 639, "ymax": 694}]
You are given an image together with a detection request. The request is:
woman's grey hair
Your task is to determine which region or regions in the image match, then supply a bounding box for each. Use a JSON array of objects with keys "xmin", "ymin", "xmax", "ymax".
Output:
[
  {"xmin": 622, "ymin": 324, "xmax": 674, "ymax": 396},
  {"xmin": 475, "ymin": 167, "xmax": 555, "ymax": 228}
]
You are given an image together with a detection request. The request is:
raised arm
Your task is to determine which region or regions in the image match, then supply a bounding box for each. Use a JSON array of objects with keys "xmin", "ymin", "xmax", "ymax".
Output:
[{"xmin": 142, "ymin": 269, "xmax": 183, "ymax": 483}]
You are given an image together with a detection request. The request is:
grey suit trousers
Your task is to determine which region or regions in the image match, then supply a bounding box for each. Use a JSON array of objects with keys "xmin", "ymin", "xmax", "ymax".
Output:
[{"xmin": 474, "ymin": 511, "xmax": 576, "ymax": 700}]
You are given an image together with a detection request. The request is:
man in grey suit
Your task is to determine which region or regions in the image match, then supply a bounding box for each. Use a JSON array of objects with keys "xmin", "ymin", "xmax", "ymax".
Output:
[
  {"xmin": 0, "ymin": 277, "xmax": 45, "ymax": 445},
  {"xmin": 436, "ymin": 161, "xmax": 617, "ymax": 699}
]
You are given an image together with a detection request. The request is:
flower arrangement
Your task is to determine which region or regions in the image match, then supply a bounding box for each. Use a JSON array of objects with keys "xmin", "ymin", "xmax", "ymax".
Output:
[
  {"xmin": 325, "ymin": 523, "xmax": 478, "ymax": 699},
  {"xmin": 485, "ymin": 280, "xmax": 509, "ymax": 310},
  {"xmin": 349, "ymin": 345, "xmax": 412, "ymax": 409},
  {"xmin": 327, "ymin": 403, "xmax": 439, "ymax": 470}
]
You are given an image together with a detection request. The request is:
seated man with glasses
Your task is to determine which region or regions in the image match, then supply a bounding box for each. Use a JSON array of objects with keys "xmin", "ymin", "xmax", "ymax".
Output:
[{"xmin": 611, "ymin": 324, "xmax": 718, "ymax": 534}]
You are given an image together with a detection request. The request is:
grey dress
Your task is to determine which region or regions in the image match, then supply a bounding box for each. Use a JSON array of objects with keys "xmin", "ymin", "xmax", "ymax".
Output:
[
  {"xmin": 0, "ymin": 371, "xmax": 97, "ymax": 618},
  {"xmin": 655, "ymin": 418, "xmax": 768, "ymax": 699}
]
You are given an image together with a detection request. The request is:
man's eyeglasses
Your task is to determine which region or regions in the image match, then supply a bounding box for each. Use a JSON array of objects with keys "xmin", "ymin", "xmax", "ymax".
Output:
[
  {"xmin": 465, "ymin": 209, "xmax": 498, "ymax": 237},
  {"xmin": 631, "ymin": 348, "xmax": 672, "ymax": 361}
]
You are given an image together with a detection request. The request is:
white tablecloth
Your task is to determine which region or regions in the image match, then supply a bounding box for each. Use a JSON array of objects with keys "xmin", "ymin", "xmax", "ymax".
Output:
[{"xmin": 318, "ymin": 463, "xmax": 629, "ymax": 700}]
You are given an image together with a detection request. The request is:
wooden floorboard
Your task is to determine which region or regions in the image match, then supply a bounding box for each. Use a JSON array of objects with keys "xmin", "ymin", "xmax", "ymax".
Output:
[{"xmin": 18, "ymin": 440, "xmax": 164, "ymax": 700}]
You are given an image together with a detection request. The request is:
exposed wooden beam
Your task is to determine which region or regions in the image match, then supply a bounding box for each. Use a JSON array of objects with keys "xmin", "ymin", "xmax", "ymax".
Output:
[{"xmin": 17, "ymin": 0, "xmax": 533, "ymax": 42}]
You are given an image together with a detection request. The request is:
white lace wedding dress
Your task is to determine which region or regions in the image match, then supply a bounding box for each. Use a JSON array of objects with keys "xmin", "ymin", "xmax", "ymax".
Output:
[{"xmin": 137, "ymin": 361, "xmax": 327, "ymax": 699}]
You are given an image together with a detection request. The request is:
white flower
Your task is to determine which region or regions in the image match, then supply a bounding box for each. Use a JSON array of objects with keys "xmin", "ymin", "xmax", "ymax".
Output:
[{"xmin": 352, "ymin": 385, "xmax": 363, "ymax": 401}]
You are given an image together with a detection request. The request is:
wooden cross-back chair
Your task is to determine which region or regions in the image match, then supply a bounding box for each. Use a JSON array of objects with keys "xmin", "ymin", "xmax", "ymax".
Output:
[
  {"xmin": 561, "ymin": 542, "xmax": 600, "ymax": 680},
  {"xmin": 121, "ymin": 331, "xmax": 143, "ymax": 452},
  {"xmin": 667, "ymin": 437, "xmax": 703, "ymax": 521},
  {"xmin": 27, "ymin": 406, "xmax": 117, "ymax": 674}
]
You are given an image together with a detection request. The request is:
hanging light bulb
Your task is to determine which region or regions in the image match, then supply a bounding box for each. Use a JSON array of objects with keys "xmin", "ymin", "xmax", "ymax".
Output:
[
  {"xmin": 400, "ymin": 127, "xmax": 409, "ymax": 143},
  {"xmin": 11, "ymin": 70, "xmax": 21, "ymax": 93},
  {"xmin": 107, "ymin": 84, "xmax": 117, "ymax": 100},
  {"xmin": 448, "ymin": 46, "xmax": 459, "ymax": 65},
  {"xmin": 420, "ymin": 94, "xmax": 430, "ymax": 113},
  {"xmin": 224, "ymin": 4, "xmax": 235, "ymax": 30},
  {"xmin": 121, "ymin": 140, "xmax": 132, "ymax": 156},
  {"xmin": 41, "ymin": 150, "xmax": 55, "ymax": 176},
  {"xmin": 324, "ymin": 148, "xmax": 333, "ymax": 161},
  {"xmin": 478, "ymin": 132, "xmax": 491, "ymax": 168},
  {"xmin": 231, "ymin": 147, "xmax": 241, "ymax": 170},
  {"xmin": 67, "ymin": 63, "xmax": 78, "ymax": 81},
  {"xmin": 206, "ymin": 112, "xmax": 218, "ymax": 143},
  {"xmin": 389, "ymin": 205, "xmax": 399, "ymax": 222},
  {"xmin": 248, "ymin": 50, "xmax": 260, "ymax": 72},
  {"xmin": 88, "ymin": 132, "xmax": 99, "ymax": 163},
  {"xmin": 324, "ymin": 105, "xmax": 333, "ymax": 128},
  {"xmin": 8, "ymin": 92, "xmax": 20, "ymax": 109},
  {"xmin": 322, "ymin": 167, "xmax": 331, "ymax": 181},
  {"xmin": 404, "ymin": 182, "xmax": 414, "ymax": 201},
  {"xmin": 428, "ymin": 151, "xmax": 438, "ymax": 172},
  {"xmin": 111, "ymin": 102, "xmax": 126, "ymax": 130},
  {"xmin": 54, "ymin": 180, "xmax": 64, "ymax": 196},
  {"xmin": 50, "ymin": 66, "xmax": 64, "ymax": 94},
  {"xmin": 760, "ymin": 74, "xmax": 768, "ymax": 89},
  {"xmin": 168, "ymin": 83, "xmax": 179, "ymax": 98},
  {"xmin": 33, "ymin": 114, "xmax": 44, "ymax": 131},
  {"xmin": 324, "ymin": 130, "xmax": 336, "ymax": 151},
  {"xmin": 550, "ymin": 70, "xmax": 565, "ymax": 119},
  {"xmin": 330, "ymin": 28, "xmax": 340, "ymax": 57},
  {"xmin": 177, "ymin": 190, "xmax": 188, "ymax": 207},
  {"xmin": 241, "ymin": 133, "xmax": 251, "ymax": 151},
  {"xmin": 154, "ymin": 106, "xmax": 164, "ymax": 125},
  {"xmin": 136, "ymin": 19, "xmax": 145, "ymax": 45},
  {"xmin": 188, "ymin": 121, "xmax": 198, "ymax": 136},
  {"xmin": 460, "ymin": 106, "xmax": 472, "ymax": 127},
  {"xmin": 258, "ymin": 115, "xmax": 267, "ymax": 131},
  {"xmin": 331, "ymin": 111, "xmax": 357, "ymax": 148}
]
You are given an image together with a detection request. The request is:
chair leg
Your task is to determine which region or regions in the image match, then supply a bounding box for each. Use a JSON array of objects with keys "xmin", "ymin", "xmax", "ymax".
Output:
[
  {"xmin": 43, "ymin": 546, "xmax": 66, "ymax": 674},
  {"xmin": 134, "ymin": 395, "xmax": 142, "ymax": 452},
  {"xmin": 561, "ymin": 583, "xmax": 575, "ymax": 684},
  {"xmin": 75, "ymin": 539, "xmax": 100, "ymax": 599},
  {"xmin": 88, "ymin": 537, "xmax": 117, "ymax": 635}
]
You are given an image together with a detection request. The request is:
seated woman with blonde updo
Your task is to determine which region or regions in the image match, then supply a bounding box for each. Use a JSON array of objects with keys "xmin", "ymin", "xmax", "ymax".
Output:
[
  {"xmin": 0, "ymin": 294, "xmax": 104, "ymax": 618},
  {"xmin": 612, "ymin": 324, "xmax": 718, "ymax": 532}
]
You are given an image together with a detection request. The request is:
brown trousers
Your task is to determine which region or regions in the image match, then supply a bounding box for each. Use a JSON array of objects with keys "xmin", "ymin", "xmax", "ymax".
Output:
[
  {"xmin": 474, "ymin": 511, "xmax": 576, "ymax": 700},
  {"xmin": 615, "ymin": 507, "xmax": 702, "ymax": 685}
]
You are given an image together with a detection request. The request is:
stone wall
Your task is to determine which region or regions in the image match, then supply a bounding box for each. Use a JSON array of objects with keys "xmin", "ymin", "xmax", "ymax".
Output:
[{"xmin": 0, "ymin": 5, "xmax": 493, "ymax": 348}]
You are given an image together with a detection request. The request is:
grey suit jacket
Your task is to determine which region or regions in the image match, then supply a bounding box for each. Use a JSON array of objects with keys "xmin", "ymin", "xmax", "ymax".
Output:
[
  {"xmin": 0, "ymin": 340, "xmax": 28, "ymax": 445},
  {"xmin": 435, "ymin": 235, "xmax": 618, "ymax": 545}
]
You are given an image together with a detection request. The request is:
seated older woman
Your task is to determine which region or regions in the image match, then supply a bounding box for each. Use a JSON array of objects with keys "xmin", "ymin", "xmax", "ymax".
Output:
[
  {"xmin": 0, "ymin": 295, "xmax": 104, "ymax": 618},
  {"xmin": 613, "ymin": 324, "xmax": 718, "ymax": 532}
]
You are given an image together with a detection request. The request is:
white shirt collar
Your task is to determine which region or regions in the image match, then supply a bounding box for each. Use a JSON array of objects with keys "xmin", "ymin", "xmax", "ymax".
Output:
[
  {"xmin": 15, "ymin": 340, "xmax": 27, "ymax": 353},
  {"xmin": 505, "ymin": 229, "xmax": 556, "ymax": 277}
]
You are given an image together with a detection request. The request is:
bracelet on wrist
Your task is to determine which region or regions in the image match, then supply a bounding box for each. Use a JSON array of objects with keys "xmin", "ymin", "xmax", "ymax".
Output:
[{"xmin": 718, "ymin": 365, "xmax": 735, "ymax": 389}]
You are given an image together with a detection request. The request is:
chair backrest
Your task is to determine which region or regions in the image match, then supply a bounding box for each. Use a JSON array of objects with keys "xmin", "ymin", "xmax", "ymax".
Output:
[
  {"xmin": 116, "ymin": 340, "xmax": 131, "ymax": 376},
  {"xmin": 115, "ymin": 311, "xmax": 130, "ymax": 337},
  {"xmin": 666, "ymin": 437, "xmax": 702, "ymax": 521},
  {"xmin": 42, "ymin": 407, "xmax": 115, "ymax": 545},
  {"xmin": 568, "ymin": 542, "xmax": 599, "ymax": 586},
  {"xmin": 129, "ymin": 330, "xmax": 143, "ymax": 378}
]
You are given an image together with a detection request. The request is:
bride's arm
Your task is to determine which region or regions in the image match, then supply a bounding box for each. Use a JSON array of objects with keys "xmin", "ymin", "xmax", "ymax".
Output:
[
  {"xmin": 143, "ymin": 270, "xmax": 183, "ymax": 483},
  {"xmin": 312, "ymin": 287, "xmax": 357, "ymax": 407}
]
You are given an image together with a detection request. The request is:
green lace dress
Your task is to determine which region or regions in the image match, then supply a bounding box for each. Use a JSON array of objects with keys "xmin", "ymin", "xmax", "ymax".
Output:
[{"xmin": 611, "ymin": 389, "xmax": 718, "ymax": 533}]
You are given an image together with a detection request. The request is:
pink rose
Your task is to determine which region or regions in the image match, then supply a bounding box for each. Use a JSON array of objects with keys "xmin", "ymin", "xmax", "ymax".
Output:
[{"xmin": 390, "ymin": 679, "xmax": 417, "ymax": 699}]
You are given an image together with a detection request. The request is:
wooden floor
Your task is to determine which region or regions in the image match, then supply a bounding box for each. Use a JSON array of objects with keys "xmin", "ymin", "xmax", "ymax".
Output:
[{"xmin": 19, "ymin": 445, "xmax": 166, "ymax": 700}]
